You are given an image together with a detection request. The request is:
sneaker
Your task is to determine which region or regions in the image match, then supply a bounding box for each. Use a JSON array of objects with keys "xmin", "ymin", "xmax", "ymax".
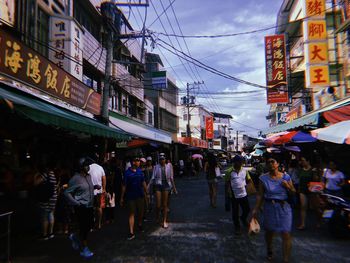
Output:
[
  {"xmin": 39, "ymin": 235, "xmax": 49, "ymax": 241},
  {"xmin": 127, "ymin": 233, "xmax": 135, "ymax": 240},
  {"xmin": 48, "ymin": 233, "xmax": 55, "ymax": 239},
  {"xmin": 69, "ymin": 233, "xmax": 80, "ymax": 251},
  {"xmin": 80, "ymin": 247, "xmax": 94, "ymax": 258}
]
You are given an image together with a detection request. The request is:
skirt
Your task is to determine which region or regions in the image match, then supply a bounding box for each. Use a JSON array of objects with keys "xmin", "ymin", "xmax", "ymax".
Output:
[{"xmin": 263, "ymin": 200, "xmax": 292, "ymax": 232}]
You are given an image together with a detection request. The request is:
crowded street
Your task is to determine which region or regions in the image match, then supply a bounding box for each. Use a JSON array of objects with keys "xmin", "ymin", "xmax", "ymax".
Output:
[{"xmin": 11, "ymin": 171, "xmax": 350, "ymax": 263}]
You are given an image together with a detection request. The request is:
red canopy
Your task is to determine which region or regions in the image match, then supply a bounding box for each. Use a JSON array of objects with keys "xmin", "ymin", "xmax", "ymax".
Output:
[{"xmin": 323, "ymin": 104, "xmax": 350, "ymax": 124}]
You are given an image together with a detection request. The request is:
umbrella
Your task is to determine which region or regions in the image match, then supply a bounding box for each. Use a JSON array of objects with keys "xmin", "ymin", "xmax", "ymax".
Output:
[
  {"xmin": 273, "ymin": 131, "xmax": 317, "ymax": 145},
  {"xmin": 263, "ymin": 131, "xmax": 289, "ymax": 146},
  {"xmin": 311, "ymin": 120, "xmax": 350, "ymax": 144},
  {"xmin": 192, "ymin": 153, "xmax": 203, "ymax": 159},
  {"xmin": 253, "ymin": 143, "xmax": 267, "ymax": 149},
  {"xmin": 283, "ymin": 145, "xmax": 301, "ymax": 152},
  {"xmin": 251, "ymin": 149, "xmax": 264, "ymax": 156},
  {"xmin": 266, "ymin": 147, "xmax": 281, "ymax": 153}
]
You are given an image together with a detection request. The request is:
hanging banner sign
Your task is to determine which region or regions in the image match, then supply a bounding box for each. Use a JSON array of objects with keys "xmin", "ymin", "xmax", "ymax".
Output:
[
  {"xmin": 205, "ymin": 116, "xmax": 214, "ymax": 139},
  {"xmin": 0, "ymin": 27, "xmax": 101, "ymax": 115},
  {"xmin": 265, "ymin": 35, "xmax": 289, "ymax": 104}
]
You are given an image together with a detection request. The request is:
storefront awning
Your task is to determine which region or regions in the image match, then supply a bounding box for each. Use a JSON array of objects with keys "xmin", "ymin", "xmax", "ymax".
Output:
[
  {"xmin": 0, "ymin": 86, "xmax": 131, "ymax": 140},
  {"xmin": 264, "ymin": 98, "xmax": 350, "ymax": 135},
  {"xmin": 109, "ymin": 111, "xmax": 172, "ymax": 144}
]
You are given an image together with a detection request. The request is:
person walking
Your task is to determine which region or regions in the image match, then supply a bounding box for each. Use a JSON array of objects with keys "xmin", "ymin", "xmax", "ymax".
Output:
[
  {"xmin": 225, "ymin": 155, "xmax": 251, "ymax": 235},
  {"xmin": 120, "ymin": 157, "xmax": 148, "ymax": 240},
  {"xmin": 34, "ymin": 159, "xmax": 58, "ymax": 240},
  {"xmin": 150, "ymin": 154, "xmax": 177, "ymax": 228},
  {"xmin": 89, "ymin": 157, "xmax": 106, "ymax": 230},
  {"xmin": 252, "ymin": 156, "xmax": 295, "ymax": 263},
  {"xmin": 297, "ymin": 155, "xmax": 316, "ymax": 230},
  {"xmin": 64, "ymin": 158, "xmax": 95, "ymax": 258},
  {"xmin": 322, "ymin": 159, "xmax": 345, "ymax": 197},
  {"xmin": 204, "ymin": 153, "xmax": 219, "ymax": 208}
]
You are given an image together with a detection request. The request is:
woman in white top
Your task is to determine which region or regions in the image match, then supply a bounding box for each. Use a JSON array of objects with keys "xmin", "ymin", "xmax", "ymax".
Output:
[{"xmin": 322, "ymin": 160, "xmax": 345, "ymax": 197}]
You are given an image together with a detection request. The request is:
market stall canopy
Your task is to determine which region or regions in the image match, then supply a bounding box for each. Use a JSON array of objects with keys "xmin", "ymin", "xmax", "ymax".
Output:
[
  {"xmin": 251, "ymin": 149, "xmax": 264, "ymax": 156},
  {"xmin": 263, "ymin": 98, "xmax": 350, "ymax": 134},
  {"xmin": 311, "ymin": 120, "xmax": 350, "ymax": 144},
  {"xmin": 273, "ymin": 131, "xmax": 317, "ymax": 145},
  {"xmin": 0, "ymin": 86, "xmax": 130, "ymax": 140}
]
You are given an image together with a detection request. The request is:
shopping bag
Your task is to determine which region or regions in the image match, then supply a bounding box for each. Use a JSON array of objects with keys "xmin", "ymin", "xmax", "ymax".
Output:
[
  {"xmin": 215, "ymin": 167, "xmax": 221, "ymax": 177},
  {"xmin": 308, "ymin": 182, "xmax": 325, "ymax": 193},
  {"xmin": 246, "ymin": 182, "xmax": 257, "ymax": 195},
  {"xmin": 248, "ymin": 218, "xmax": 260, "ymax": 235}
]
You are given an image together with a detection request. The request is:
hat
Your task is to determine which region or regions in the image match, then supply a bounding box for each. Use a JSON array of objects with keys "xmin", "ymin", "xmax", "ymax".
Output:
[
  {"xmin": 140, "ymin": 158, "xmax": 146, "ymax": 163},
  {"xmin": 159, "ymin": 155, "xmax": 166, "ymax": 160},
  {"xmin": 232, "ymin": 155, "xmax": 244, "ymax": 163},
  {"xmin": 146, "ymin": 156, "xmax": 152, "ymax": 161}
]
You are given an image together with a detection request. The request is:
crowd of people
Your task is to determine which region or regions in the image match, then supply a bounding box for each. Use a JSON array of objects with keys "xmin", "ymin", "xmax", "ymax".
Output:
[
  {"xmin": 31, "ymin": 152, "xmax": 178, "ymax": 258},
  {"xmin": 221, "ymin": 150, "xmax": 347, "ymax": 263}
]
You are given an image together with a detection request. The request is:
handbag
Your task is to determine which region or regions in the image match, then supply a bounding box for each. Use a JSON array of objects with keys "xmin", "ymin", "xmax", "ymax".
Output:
[
  {"xmin": 215, "ymin": 167, "xmax": 221, "ymax": 177},
  {"xmin": 248, "ymin": 218, "xmax": 260, "ymax": 235},
  {"xmin": 308, "ymin": 182, "xmax": 325, "ymax": 193}
]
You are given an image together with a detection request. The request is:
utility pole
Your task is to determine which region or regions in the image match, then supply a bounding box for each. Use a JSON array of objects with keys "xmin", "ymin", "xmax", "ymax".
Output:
[{"xmin": 184, "ymin": 81, "xmax": 204, "ymax": 145}]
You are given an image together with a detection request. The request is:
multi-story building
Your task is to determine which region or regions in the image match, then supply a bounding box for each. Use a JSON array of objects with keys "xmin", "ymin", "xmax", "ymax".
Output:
[
  {"xmin": 177, "ymin": 104, "xmax": 211, "ymax": 149},
  {"xmin": 265, "ymin": 0, "xmax": 350, "ymax": 134},
  {"xmin": 212, "ymin": 112, "xmax": 232, "ymax": 151}
]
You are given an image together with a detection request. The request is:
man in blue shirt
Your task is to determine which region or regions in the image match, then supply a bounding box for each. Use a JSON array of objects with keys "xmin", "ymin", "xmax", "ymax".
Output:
[{"xmin": 120, "ymin": 157, "xmax": 147, "ymax": 240}]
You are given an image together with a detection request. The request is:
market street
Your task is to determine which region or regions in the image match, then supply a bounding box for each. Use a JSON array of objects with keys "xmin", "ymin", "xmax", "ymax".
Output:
[{"xmin": 14, "ymin": 173, "xmax": 350, "ymax": 263}]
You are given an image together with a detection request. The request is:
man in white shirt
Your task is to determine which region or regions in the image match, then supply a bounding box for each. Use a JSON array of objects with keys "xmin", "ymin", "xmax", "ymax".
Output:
[
  {"xmin": 89, "ymin": 160, "xmax": 106, "ymax": 229},
  {"xmin": 225, "ymin": 155, "xmax": 251, "ymax": 235}
]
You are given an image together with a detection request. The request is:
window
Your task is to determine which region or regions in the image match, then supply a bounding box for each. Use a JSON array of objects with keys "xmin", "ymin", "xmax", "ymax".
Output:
[
  {"xmin": 148, "ymin": 112, "xmax": 153, "ymax": 125},
  {"xmin": 36, "ymin": 8, "xmax": 49, "ymax": 57}
]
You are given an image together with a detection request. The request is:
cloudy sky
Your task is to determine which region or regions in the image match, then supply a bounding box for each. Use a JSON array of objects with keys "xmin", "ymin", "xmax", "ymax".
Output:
[{"xmin": 121, "ymin": 0, "xmax": 283, "ymax": 136}]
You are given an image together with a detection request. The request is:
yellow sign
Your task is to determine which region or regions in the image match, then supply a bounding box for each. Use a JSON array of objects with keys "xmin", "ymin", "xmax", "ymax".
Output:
[
  {"xmin": 309, "ymin": 65, "xmax": 330, "ymax": 86},
  {"xmin": 307, "ymin": 20, "xmax": 327, "ymax": 41},
  {"xmin": 308, "ymin": 42, "xmax": 328, "ymax": 64},
  {"xmin": 306, "ymin": 0, "xmax": 326, "ymax": 17}
]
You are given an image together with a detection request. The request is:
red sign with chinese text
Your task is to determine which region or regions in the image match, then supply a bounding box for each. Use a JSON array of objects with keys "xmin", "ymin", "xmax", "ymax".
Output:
[
  {"xmin": 265, "ymin": 35, "xmax": 288, "ymax": 104},
  {"xmin": 0, "ymin": 28, "xmax": 101, "ymax": 115},
  {"xmin": 205, "ymin": 116, "xmax": 214, "ymax": 139}
]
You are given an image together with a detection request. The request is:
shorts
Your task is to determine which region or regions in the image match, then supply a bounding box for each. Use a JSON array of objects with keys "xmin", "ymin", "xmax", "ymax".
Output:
[
  {"xmin": 94, "ymin": 193, "xmax": 106, "ymax": 208},
  {"xmin": 127, "ymin": 198, "xmax": 144, "ymax": 214},
  {"xmin": 154, "ymin": 183, "xmax": 171, "ymax": 192}
]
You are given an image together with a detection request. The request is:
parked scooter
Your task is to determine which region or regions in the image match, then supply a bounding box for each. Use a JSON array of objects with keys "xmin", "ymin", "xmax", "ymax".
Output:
[{"xmin": 320, "ymin": 193, "xmax": 350, "ymax": 238}]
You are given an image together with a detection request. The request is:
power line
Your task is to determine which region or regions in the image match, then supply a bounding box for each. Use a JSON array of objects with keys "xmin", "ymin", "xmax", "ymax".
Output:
[{"xmin": 149, "ymin": 4, "xmax": 339, "ymax": 39}]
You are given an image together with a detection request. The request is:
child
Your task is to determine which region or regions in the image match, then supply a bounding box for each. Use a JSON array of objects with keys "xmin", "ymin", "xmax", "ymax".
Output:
[{"xmin": 105, "ymin": 185, "xmax": 115, "ymax": 224}]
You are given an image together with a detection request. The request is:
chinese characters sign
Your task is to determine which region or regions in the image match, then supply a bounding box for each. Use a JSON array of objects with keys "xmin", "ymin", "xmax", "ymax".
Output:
[
  {"xmin": 306, "ymin": 0, "xmax": 326, "ymax": 18},
  {"xmin": 205, "ymin": 116, "xmax": 214, "ymax": 139},
  {"xmin": 264, "ymin": 35, "xmax": 289, "ymax": 104},
  {"xmin": 0, "ymin": 28, "xmax": 101, "ymax": 115},
  {"xmin": 49, "ymin": 17, "xmax": 83, "ymax": 81}
]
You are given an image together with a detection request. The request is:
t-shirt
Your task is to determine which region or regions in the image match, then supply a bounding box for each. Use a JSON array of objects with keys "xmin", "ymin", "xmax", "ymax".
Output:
[
  {"xmin": 225, "ymin": 167, "xmax": 250, "ymax": 198},
  {"xmin": 123, "ymin": 167, "xmax": 145, "ymax": 200},
  {"xmin": 323, "ymin": 169, "xmax": 345, "ymax": 191},
  {"xmin": 89, "ymin": 163, "xmax": 106, "ymax": 195},
  {"xmin": 298, "ymin": 168, "xmax": 313, "ymax": 194}
]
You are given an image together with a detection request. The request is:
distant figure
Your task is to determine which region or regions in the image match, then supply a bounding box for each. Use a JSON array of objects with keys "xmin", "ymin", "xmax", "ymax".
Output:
[
  {"xmin": 204, "ymin": 153, "xmax": 219, "ymax": 208},
  {"xmin": 322, "ymin": 160, "xmax": 345, "ymax": 197}
]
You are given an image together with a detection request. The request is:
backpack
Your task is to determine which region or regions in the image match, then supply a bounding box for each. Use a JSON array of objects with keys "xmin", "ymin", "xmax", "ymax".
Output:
[{"xmin": 34, "ymin": 173, "xmax": 55, "ymax": 202}]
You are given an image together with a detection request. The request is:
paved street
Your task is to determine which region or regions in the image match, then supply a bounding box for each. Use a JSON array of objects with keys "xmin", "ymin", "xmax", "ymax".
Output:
[{"xmin": 13, "ymin": 174, "xmax": 350, "ymax": 263}]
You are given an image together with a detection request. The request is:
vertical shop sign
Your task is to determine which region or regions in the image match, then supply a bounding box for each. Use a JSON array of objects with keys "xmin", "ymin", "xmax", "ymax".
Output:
[
  {"xmin": 305, "ymin": 0, "xmax": 326, "ymax": 18},
  {"xmin": 205, "ymin": 116, "xmax": 214, "ymax": 139},
  {"xmin": 264, "ymin": 35, "xmax": 289, "ymax": 104},
  {"xmin": 49, "ymin": 17, "xmax": 83, "ymax": 81}
]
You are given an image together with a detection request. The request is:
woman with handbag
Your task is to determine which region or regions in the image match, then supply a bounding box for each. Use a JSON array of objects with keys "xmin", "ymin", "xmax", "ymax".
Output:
[
  {"xmin": 252, "ymin": 156, "xmax": 295, "ymax": 263},
  {"xmin": 204, "ymin": 153, "xmax": 219, "ymax": 208}
]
